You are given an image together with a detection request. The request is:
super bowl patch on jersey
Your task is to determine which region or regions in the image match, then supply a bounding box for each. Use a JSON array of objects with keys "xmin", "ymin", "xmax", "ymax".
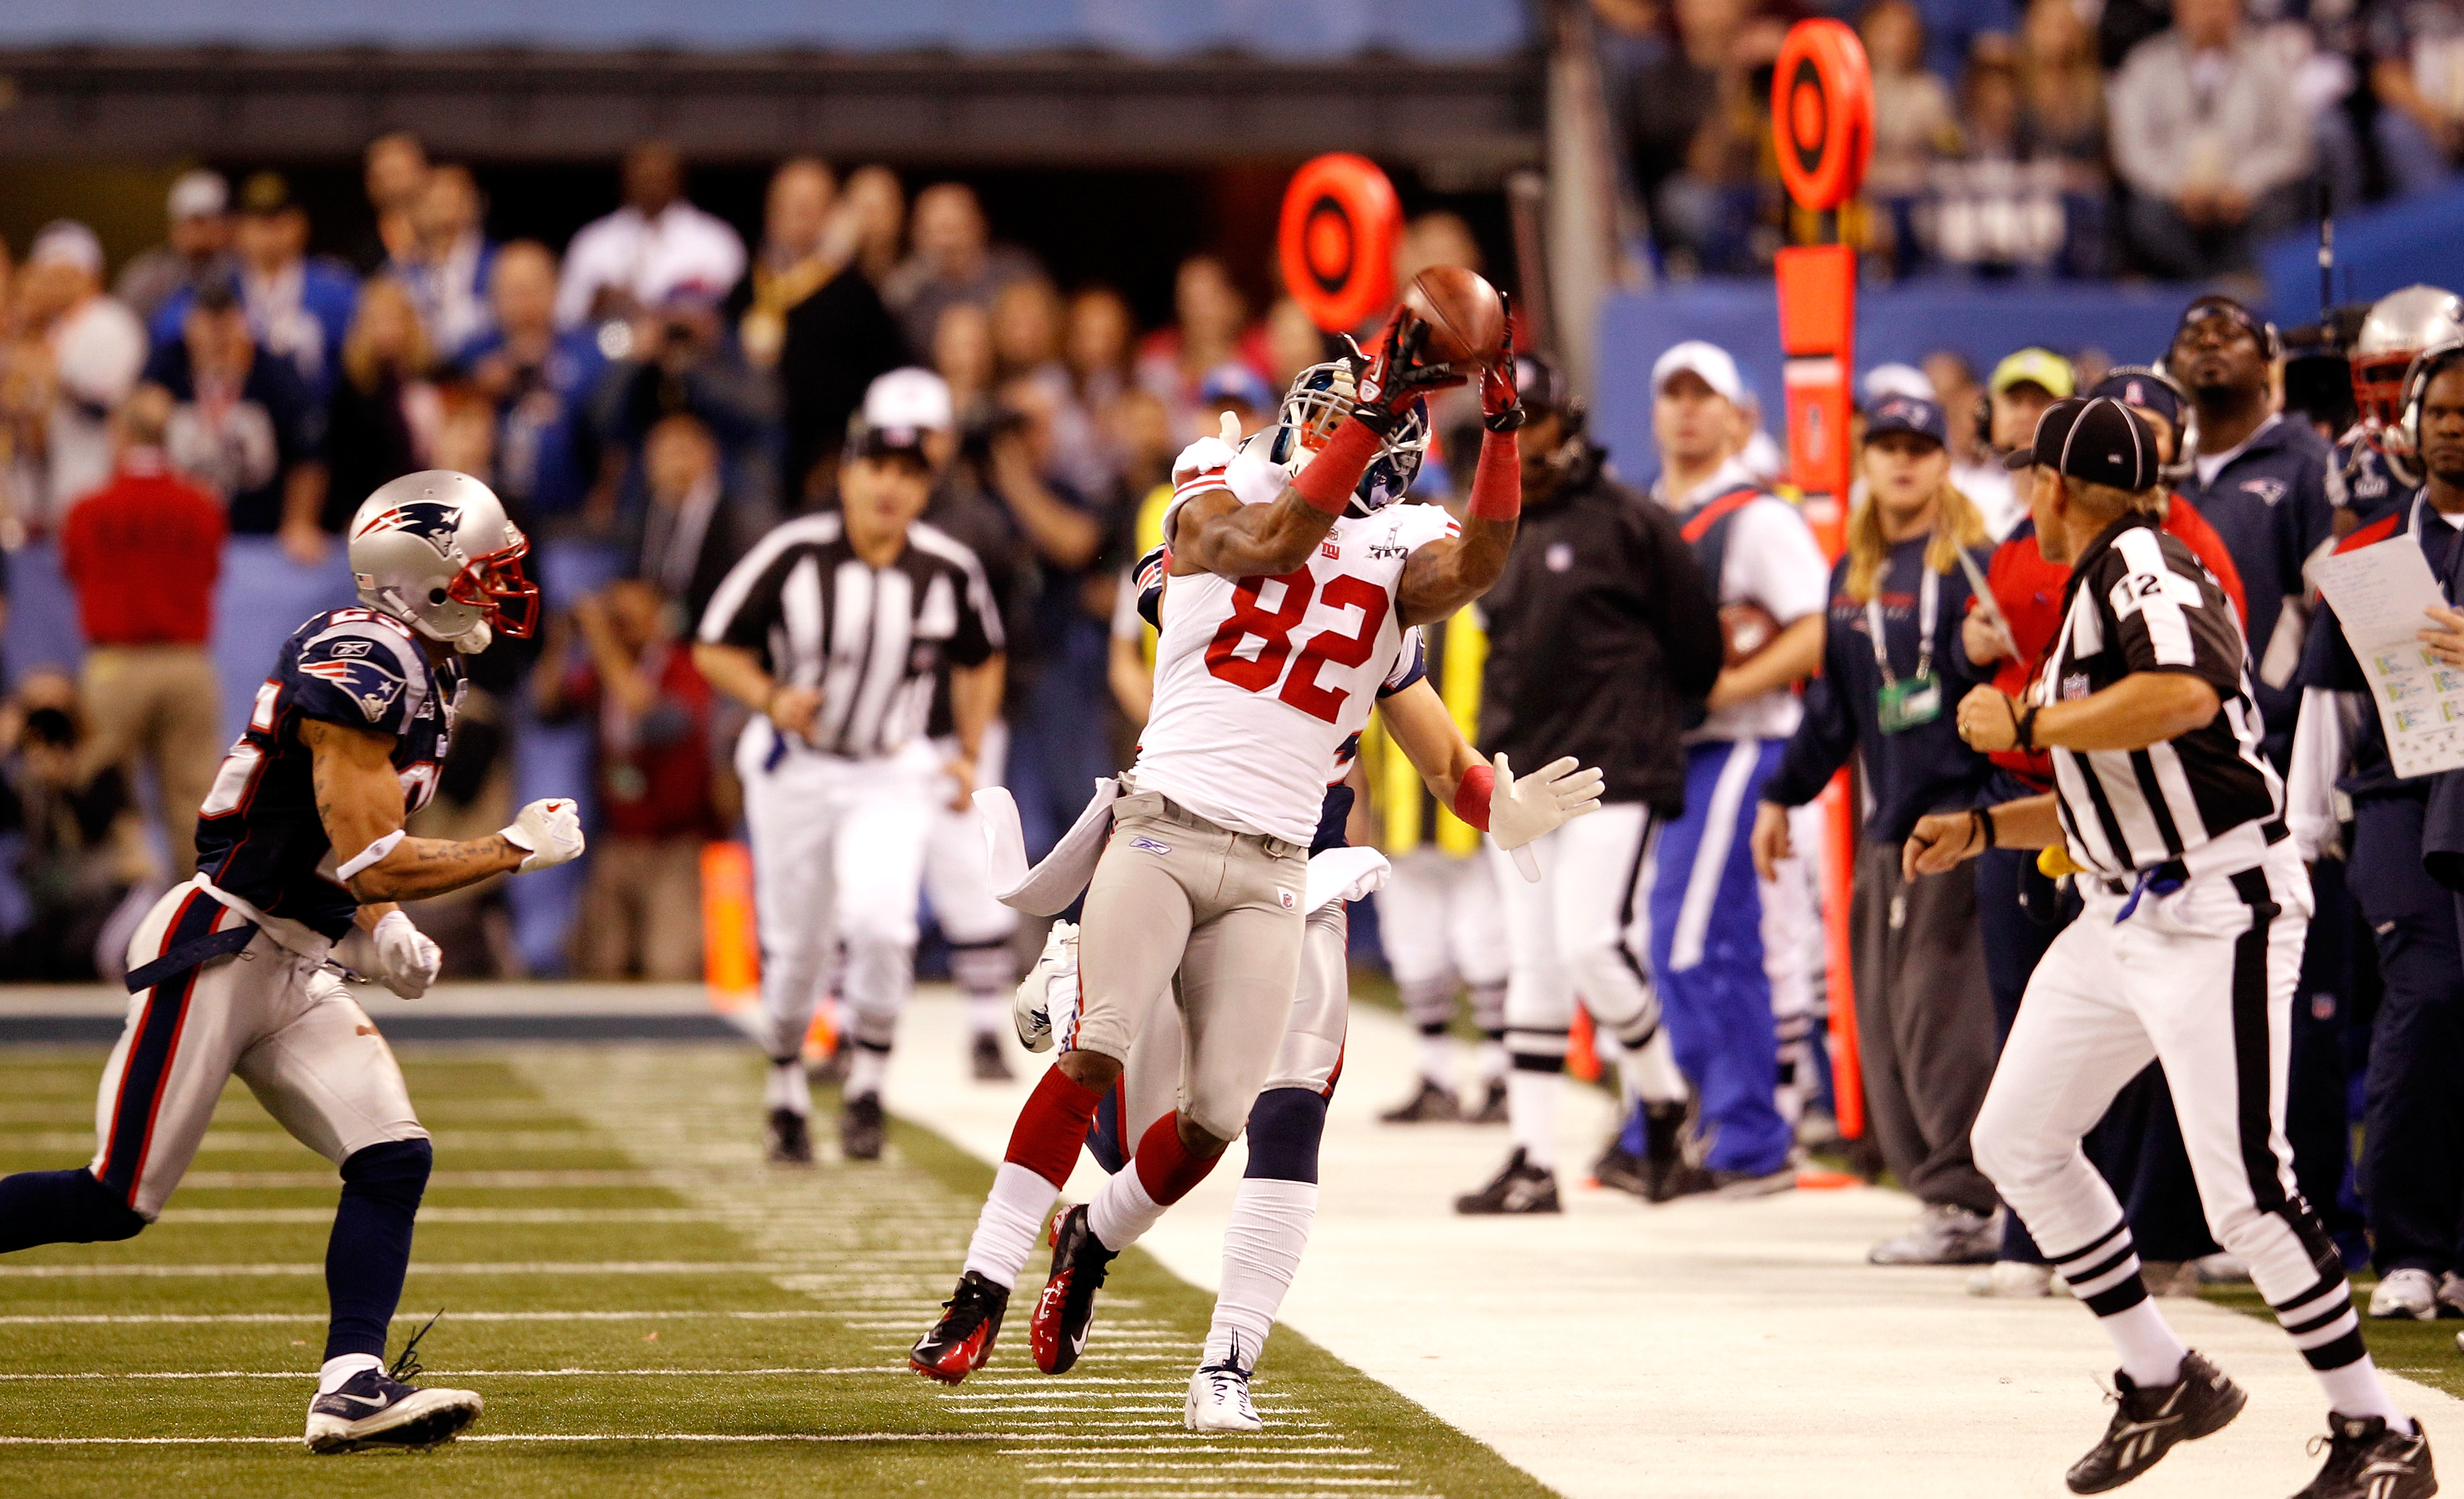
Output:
[{"xmin": 300, "ymin": 654, "xmax": 407, "ymax": 723}]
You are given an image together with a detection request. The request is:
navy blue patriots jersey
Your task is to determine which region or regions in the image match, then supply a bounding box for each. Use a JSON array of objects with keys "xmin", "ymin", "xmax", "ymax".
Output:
[{"xmin": 193, "ymin": 608, "xmax": 457, "ymax": 939}]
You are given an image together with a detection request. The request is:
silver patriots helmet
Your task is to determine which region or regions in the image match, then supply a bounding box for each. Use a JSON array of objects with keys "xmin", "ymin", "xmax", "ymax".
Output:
[
  {"xmin": 2356, "ymin": 286, "xmax": 2464, "ymax": 488},
  {"xmin": 1264, "ymin": 358, "xmax": 1430, "ymax": 518},
  {"xmin": 347, "ymin": 470, "xmax": 539, "ymax": 652}
]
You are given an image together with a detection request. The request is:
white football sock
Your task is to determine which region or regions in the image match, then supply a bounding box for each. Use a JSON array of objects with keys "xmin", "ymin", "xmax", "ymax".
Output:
[
  {"xmin": 1415, "ymin": 1030, "xmax": 1456, "ymax": 1091},
  {"xmin": 1508, "ymin": 1069, "xmax": 1560, "ymax": 1169},
  {"xmin": 2099, "ymin": 1300, "xmax": 2189, "ymax": 1389},
  {"xmin": 2317, "ymin": 1354, "xmax": 2414, "ymax": 1433},
  {"xmin": 318, "ymin": 1353, "xmax": 382, "ymax": 1392},
  {"xmin": 967, "ymin": 994, "xmax": 1007, "ymax": 1040},
  {"xmin": 1203, "ymin": 1178, "xmax": 1316, "ymax": 1372},
  {"xmin": 1087, "ymin": 1160, "xmax": 1165, "ymax": 1253},
  {"xmin": 1476, "ymin": 1037, "xmax": 1508, "ymax": 1086},
  {"xmin": 961, "ymin": 1162, "xmax": 1059, "ymax": 1292},
  {"xmin": 845, "ymin": 1046, "xmax": 889, "ymax": 1101},
  {"xmin": 765, "ymin": 1058, "xmax": 811, "ymax": 1117},
  {"xmin": 1618, "ymin": 1028, "xmax": 1688, "ymax": 1108}
]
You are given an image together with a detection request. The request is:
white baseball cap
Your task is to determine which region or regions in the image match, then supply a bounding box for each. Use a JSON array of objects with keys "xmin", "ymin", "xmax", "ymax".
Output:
[
  {"xmin": 863, "ymin": 366, "xmax": 954, "ymax": 434},
  {"xmin": 27, "ymin": 220, "xmax": 104, "ymax": 276},
  {"xmin": 167, "ymin": 169, "xmax": 229, "ymax": 222},
  {"xmin": 1863, "ymin": 361, "xmax": 1937, "ymax": 403},
  {"xmin": 1652, "ymin": 340, "xmax": 1743, "ymax": 404}
]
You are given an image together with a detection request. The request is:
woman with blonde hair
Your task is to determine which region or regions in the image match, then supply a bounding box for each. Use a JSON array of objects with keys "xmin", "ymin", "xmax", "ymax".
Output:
[
  {"xmin": 1752, "ymin": 392, "xmax": 2004, "ymax": 1267},
  {"xmin": 322, "ymin": 275, "xmax": 441, "ymax": 530}
]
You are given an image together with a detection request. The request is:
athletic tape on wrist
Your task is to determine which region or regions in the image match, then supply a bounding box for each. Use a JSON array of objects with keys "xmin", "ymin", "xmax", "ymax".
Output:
[
  {"xmin": 1452, "ymin": 763, "xmax": 1496, "ymax": 832},
  {"xmin": 337, "ymin": 830, "xmax": 406, "ymax": 881},
  {"xmin": 1292, "ymin": 419, "xmax": 1382, "ymax": 516},
  {"xmin": 1468, "ymin": 429, "xmax": 1521, "ymax": 523}
]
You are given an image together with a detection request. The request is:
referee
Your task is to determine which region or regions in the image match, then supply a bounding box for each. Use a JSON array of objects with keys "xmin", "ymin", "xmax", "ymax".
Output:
[
  {"xmin": 1904, "ymin": 398, "xmax": 2432, "ymax": 1497},
  {"xmin": 695, "ymin": 414, "xmax": 1005, "ymax": 1165}
]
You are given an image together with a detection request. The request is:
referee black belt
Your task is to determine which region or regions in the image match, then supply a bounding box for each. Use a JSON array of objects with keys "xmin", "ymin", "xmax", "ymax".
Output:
[{"xmin": 2095, "ymin": 820, "xmax": 2287, "ymax": 901}]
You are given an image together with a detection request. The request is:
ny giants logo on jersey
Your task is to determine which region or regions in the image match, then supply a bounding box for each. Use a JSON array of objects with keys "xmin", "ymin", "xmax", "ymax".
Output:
[
  {"xmin": 299, "ymin": 654, "xmax": 406, "ymax": 723},
  {"xmin": 352, "ymin": 500, "xmax": 461, "ymax": 560}
]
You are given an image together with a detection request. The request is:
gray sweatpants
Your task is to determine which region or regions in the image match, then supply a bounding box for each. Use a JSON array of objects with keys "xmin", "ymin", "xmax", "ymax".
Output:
[
  {"xmin": 1851, "ymin": 840, "xmax": 2000, "ymax": 1215},
  {"xmin": 1069, "ymin": 788, "xmax": 1308, "ymax": 1140}
]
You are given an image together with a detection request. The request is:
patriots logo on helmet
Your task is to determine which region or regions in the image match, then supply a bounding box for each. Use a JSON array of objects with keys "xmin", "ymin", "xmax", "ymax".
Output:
[
  {"xmin": 299, "ymin": 653, "xmax": 407, "ymax": 724},
  {"xmin": 352, "ymin": 500, "xmax": 462, "ymax": 560}
]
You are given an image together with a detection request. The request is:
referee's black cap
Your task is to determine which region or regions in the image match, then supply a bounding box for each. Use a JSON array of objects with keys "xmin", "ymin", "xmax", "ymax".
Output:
[{"xmin": 2003, "ymin": 396, "xmax": 2160, "ymax": 491}]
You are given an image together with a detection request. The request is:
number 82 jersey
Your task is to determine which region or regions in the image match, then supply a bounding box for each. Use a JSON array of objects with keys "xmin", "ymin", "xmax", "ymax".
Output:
[{"xmin": 1135, "ymin": 458, "xmax": 1455, "ymax": 844}]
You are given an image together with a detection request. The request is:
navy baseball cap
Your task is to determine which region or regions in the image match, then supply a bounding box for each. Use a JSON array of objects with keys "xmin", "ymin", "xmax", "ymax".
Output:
[
  {"xmin": 2087, "ymin": 365, "xmax": 2187, "ymax": 433},
  {"xmin": 2005, "ymin": 396, "xmax": 2159, "ymax": 490},
  {"xmin": 1863, "ymin": 393, "xmax": 1947, "ymax": 447},
  {"xmin": 1197, "ymin": 361, "xmax": 1274, "ymax": 413}
]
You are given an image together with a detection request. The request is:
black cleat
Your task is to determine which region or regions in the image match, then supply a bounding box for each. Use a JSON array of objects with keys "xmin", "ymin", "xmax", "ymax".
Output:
[
  {"xmin": 2065, "ymin": 1349, "xmax": 2246, "ymax": 1493},
  {"xmin": 304, "ymin": 1367, "xmax": 482, "ymax": 1454},
  {"xmin": 910, "ymin": 1271, "xmax": 1010, "ymax": 1384},
  {"xmin": 2291, "ymin": 1413, "xmax": 2437, "ymax": 1499},
  {"xmin": 840, "ymin": 1093, "xmax": 886, "ymax": 1161},
  {"xmin": 1593, "ymin": 1141, "xmax": 1650, "ymax": 1197},
  {"xmin": 1640, "ymin": 1099, "xmax": 1690, "ymax": 1195},
  {"xmin": 1467, "ymin": 1079, "xmax": 1508, "ymax": 1125},
  {"xmin": 971, "ymin": 1033, "xmax": 1015, "ymax": 1082},
  {"xmin": 1454, "ymin": 1148, "xmax": 1561, "ymax": 1214},
  {"xmin": 1380, "ymin": 1079, "xmax": 1462, "ymax": 1124},
  {"xmin": 1030, "ymin": 1205, "xmax": 1116, "ymax": 1374},
  {"xmin": 766, "ymin": 1107, "xmax": 813, "ymax": 1165}
]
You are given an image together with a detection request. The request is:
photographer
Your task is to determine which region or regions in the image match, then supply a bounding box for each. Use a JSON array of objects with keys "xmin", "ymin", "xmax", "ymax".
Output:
[
  {"xmin": 0, "ymin": 675, "xmax": 143, "ymax": 981},
  {"xmin": 593, "ymin": 289, "xmax": 779, "ymax": 525}
]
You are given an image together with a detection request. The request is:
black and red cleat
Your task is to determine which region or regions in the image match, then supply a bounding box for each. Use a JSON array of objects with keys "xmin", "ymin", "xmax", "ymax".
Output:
[
  {"xmin": 910, "ymin": 1272, "xmax": 1008, "ymax": 1385},
  {"xmin": 1029, "ymin": 1204, "xmax": 1117, "ymax": 1375}
]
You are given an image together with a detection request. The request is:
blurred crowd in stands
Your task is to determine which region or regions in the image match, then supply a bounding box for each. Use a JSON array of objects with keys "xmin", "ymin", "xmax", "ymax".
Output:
[
  {"xmin": 0, "ymin": 132, "xmax": 1490, "ymax": 981},
  {"xmin": 1593, "ymin": 0, "xmax": 2464, "ymax": 281}
]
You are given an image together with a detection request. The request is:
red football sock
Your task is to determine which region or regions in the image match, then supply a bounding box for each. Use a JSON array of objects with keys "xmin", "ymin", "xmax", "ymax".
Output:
[
  {"xmin": 1131, "ymin": 1112, "xmax": 1222, "ymax": 1206},
  {"xmin": 1005, "ymin": 1065, "xmax": 1107, "ymax": 1188}
]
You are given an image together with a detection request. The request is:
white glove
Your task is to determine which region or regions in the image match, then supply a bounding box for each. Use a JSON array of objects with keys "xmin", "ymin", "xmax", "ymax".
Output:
[
  {"xmin": 1172, "ymin": 434, "xmax": 1236, "ymax": 486},
  {"xmin": 336, "ymin": 909, "xmax": 442, "ymax": 1000},
  {"xmin": 1014, "ymin": 921, "xmax": 1080, "ymax": 1053},
  {"xmin": 1486, "ymin": 753, "xmax": 1607, "ymax": 882},
  {"xmin": 501, "ymin": 798, "xmax": 585, "ymax": 873}
]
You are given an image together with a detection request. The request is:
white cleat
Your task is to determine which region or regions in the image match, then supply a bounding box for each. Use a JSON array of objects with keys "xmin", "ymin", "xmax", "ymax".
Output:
[
  {"xmin": 304, "ymin": 1368, "xmax": 483, "ymax": 1454},
  {"xmin": 2371, "ymin": 1266, "xmax": 2442, "ymax": 1321},
  {"xmin": 1186, "ymin": 1360, "xmax": 1263, "ymax": 1434}
]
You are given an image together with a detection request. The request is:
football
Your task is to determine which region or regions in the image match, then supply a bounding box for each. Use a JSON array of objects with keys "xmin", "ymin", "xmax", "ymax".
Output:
[
  {"xmin": 1720, "ymin": 601, "xmax": 1782, "ymax": 668},
  {"xmin": 1398, "ymin": 265, "xmax": 1508, "ymax": 370}
]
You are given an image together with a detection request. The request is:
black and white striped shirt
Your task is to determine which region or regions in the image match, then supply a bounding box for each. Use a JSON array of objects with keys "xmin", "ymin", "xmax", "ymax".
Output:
[
  {"xmin": 2040, "ymin": 513, "xmax": 2283, "ymax": 877},
  {"xmin": 697, "ymin": 513, "xmax": 1002, "ymax": 759}
]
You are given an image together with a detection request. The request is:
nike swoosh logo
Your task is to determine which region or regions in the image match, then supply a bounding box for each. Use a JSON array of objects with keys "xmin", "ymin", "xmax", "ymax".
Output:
[{"xmin": 327, "ymin": 1392, "xmax": 388, "ymax": 1409}]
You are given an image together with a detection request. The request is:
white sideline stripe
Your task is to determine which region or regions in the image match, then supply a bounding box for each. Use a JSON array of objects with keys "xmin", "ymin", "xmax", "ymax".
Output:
[
  {"xmin": 1030, "ymin": 1463, "xmax": 1400, "ymax": 1472},
  {"xmin": 1006, "ymin": 1449, "xmax": 1379, "ymax": 1458},
  {"xmin": 0, "ymin": 1367, "xmax": 913, "ymax": 1380},
  {"xmin": 156, "ymin": 1208, "xmax": 742, "ymax": 1225},
  {"xmin": 0, "ymin": 1310, "xmax": 838, "ymax": 1325},
  {"xmin": 175, "ymin": 1171, "xmax": 680, "ymax": 1187},
  {"xmin": 0, "ymin": 1432, "xmax": 1027, "ymax": 1446},
  {"xmin": 0, "ymin": 1261, "xmax": 799, "ymax": 1277}
]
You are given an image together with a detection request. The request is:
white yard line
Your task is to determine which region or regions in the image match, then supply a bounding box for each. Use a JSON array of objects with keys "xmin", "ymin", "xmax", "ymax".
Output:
[
  {"xmin": 0, "ymin": 1366, "xmax": 914, "ymax": 1379},
  {"xmin": 0, "ymin": 1261, "xmax": 811, "ymax": 1277},
  {"xmin": 0, "ymin": 1309, "xmax": 838, "ymax": 1325}
]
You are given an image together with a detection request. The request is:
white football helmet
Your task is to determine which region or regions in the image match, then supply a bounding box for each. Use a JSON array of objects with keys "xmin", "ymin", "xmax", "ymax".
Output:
[
  {"xmin": 347, "ymin": 471, "xmax": 539, "ymax": 653},
  {"xmin": 1264, "ymin": 358, "xmax": 1430, "ymax": 518}
]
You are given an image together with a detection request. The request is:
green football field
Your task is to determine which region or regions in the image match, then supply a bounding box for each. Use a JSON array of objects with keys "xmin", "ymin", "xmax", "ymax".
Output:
[{"xmin": 0, "ymin": 1044, "xmax": 1554, "ymax": 1499}]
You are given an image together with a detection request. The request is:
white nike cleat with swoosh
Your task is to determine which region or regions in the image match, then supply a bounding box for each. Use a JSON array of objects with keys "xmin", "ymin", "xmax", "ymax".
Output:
[{"xmin": 304, "ymin": 1368, "xmax": 482, "ymax": 1454}]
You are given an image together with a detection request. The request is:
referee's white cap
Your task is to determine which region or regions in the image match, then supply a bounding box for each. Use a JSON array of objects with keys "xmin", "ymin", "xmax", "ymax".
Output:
[{"xmin": 864, "ymin": 366, "xmax": 954, "ymax": 435}]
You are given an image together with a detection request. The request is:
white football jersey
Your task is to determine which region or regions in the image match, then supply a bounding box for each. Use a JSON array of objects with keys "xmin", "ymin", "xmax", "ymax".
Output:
[{"xmin": 1136, "ymin": 449, "xmax": 1456, "ymax": 843}]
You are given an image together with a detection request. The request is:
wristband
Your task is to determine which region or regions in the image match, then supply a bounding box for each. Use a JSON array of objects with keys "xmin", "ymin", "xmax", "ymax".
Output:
[
  {"xmin": 1969, "ymin": 807, "xmax": 1996, "ymax": 853},
  {"xmin": 1291, "ymin": 419, "xmax": 1382, "ymax": 517},
  {"xmin": 1451, "ymin": 763, "xmax": 1496, "ymax": 832},
  {"xmin": 1468, "ymin": 427, "xmax": 1521, "ymax": 523},
  {"xmin": 2016, "ymin": 703, "xmax": 2041, "ymax": 752}
]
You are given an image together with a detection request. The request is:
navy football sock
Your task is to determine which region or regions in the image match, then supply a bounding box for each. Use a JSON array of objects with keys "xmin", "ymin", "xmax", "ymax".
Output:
[
  {"xmin": 324, "ymin": 1140, "xmax": 432, "ymax": 1362},
  {"xmin": 0, "ymin": 1168, "xmax": 147, "ymax": 1253}
]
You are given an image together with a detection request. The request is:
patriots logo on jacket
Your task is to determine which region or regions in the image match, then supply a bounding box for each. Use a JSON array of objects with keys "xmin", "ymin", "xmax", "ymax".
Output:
[
  {"xmin": 2240, "ymin": 477, "xmax": 2288, "ymax": 506},
  {"xmin": 352, "ymin": 500, "xmax": 461, "ymax": 559},
  {"xmin": 299, "ymin": 655, "xmax": 406, "ymax": 723}
]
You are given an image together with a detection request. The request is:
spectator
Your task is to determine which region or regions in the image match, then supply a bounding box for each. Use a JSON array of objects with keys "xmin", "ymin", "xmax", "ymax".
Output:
[
  {"xmin": 114, "ymin": 171, "xmax": 236, "ymax": 326},
  {"xmin": 322, "ymin": 276, "xmax": 442, "ymax": 531},
  {"xmin": 1134, "ymin": 255, "xmax": 1270, "ymax": 438},
  {"xmin": 535, "ymin": 577, "xmax": 724, "ymax": 981},
  {"xmin": 1863, "ymin": 0, "xmax": 1960, "ymax": 273},
  {"xmin": 358, "ymin": 131, "xmax": 430, "ymax": 274},
  {"xmin": 739, "ymin": 158, "xmax": 836, "ymax": 370},
  {"xmin": 2016, "ymin": 0, "xmax": 2110, "ymax": 256},
  {"xmin": 556, "ymin": 140, "xmax": 748, "ymax": 330},
  {"xmin": 1912, "ymin": 0, "xmax": 2017, "ymax": 86},
  {"xmin": 838, "ymin": 165, "xmax": 908, "ymax": 285},
  {"xmin": 2362, "ymin": 1, "xmax": 2464, "ymax": 193},
  {"xmin": 147, "ymin": 279, "xmax": 327, "ymax": 551},
  {"xmin": 1969, "ymin": 347, "xmax": 2072, "ymax": 538},
  {"xmin": 593, "ymin": 289, "xmax": 779, "ymax": 521},
  {"xmin": 394, "ymin": 165, "xmax": 495, "ymax": 365},
  {"xmin": 0, "ymin": 675, "xmax": 143, "ymax": 981},
  {"xmin": 933, "ymin": 302, "xmax": 998, "ymax": 423},
  {"xmin": 459, "ymin": 241, "xmax": 608, "ymax": 528},
  {"xmin": 630, "ymin": 412, "xmax": 756, "ymax": 624},
  {"xmin": 775, "ymin": 163, "xmax": 907, "ymax": 509},
  {"xmin": 0, "ymin": 222, "xmax": 147, "ymax": 538},
  {"xmin": 1755, "ymin": 394, "xmax": 2001, "ymax": 1263},
  {"xmin": 1925, "ymin": 57, "xmax": 2070, "ymax": 276},
  {"xmin": 995, "ymin": 277, "xmax": 1113, "ymax": 497},
  {"xmin": 58, "ymin": 387, "xmax": 224, "ymax": 881},
  {"xmin": 1645, "ymin": 0, "xmax": 1789, "ymax": 276},
  {"xmin": 2109, "ymin": 0, "xmax": 2314, "ymax": 279},
  {"xmin": 148, "ymin": 173, "xmax": 359, "ymax": 408},
  {"xmin": 1262, "ymin": 294, "xmax": 1326, "ymax": 393},
  {"xmin": 1616, "ymin": 0, "xmax": 1734, "ymax": 267},
  {"xmin": 880, "ymin": 182, "xmax": 1038, "ymax": 364}
]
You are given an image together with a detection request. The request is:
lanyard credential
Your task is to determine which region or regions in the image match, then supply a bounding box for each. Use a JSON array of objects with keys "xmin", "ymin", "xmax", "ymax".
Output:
[{"xmin": 1870, "ymin": 565, "xmax": 1942, "ymax": 732}]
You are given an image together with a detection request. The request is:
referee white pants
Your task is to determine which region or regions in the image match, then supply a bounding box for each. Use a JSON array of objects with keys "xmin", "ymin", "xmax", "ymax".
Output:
[
  {"xmin": 923, "ymin": 724, "xmax": 1019, "ymax": 997},
  {"xmin": 95, "ymin": 881, "xmax": 427, "ymax": 1220},
  {"xmin": 1377, "ymin": 847, "xmax": 1509, "ymax": 1036},
  {"xmin": 1493, "ymin": 802, "xmax": 1659, "ymax": 1070},
  {"xmin": 738, "ymin": 729, "xmax": 938, "ymax": 1062},
  {"xmin": 1973, "ymin": 843, "xmax": 2365, "ymax": 1369}
]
